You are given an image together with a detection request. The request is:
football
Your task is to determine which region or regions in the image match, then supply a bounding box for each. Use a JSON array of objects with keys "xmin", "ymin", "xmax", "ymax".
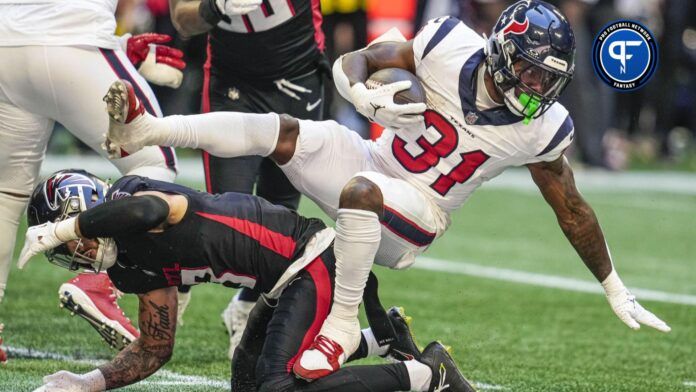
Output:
[{"xmin": 366, "ymin": 68, "xmax": 426, "ymax": 105}]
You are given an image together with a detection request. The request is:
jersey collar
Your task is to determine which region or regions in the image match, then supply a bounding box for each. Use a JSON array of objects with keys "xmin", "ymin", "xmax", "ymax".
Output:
[{"xmin": 458, "ymin": 49, "xmax": 523, "ymax": 126}]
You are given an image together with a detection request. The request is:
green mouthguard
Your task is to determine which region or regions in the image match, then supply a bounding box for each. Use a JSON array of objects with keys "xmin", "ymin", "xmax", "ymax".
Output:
[{"xmin": 519, "ymin": 93, "xmax": 541, "ymax": 124}]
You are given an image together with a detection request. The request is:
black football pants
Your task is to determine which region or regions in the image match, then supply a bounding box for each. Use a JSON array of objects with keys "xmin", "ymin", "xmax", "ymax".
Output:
[{"xmin": 231, "ymin": 249, "xmax": 411, "ymax": 392}]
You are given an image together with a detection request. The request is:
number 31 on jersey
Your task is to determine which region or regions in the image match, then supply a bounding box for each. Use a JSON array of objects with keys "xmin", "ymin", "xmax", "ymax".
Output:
[{"xmin": 392, "ymin": 110, "xmax": 490, "ymax": 196}]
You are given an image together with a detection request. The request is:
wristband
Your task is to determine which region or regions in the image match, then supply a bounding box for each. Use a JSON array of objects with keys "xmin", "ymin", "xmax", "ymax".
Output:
[
  {"xmin": 83, "ymin": 369, "xmax": 107, "ymax": 392},
  {"xmin": 600, "ymin": 270, "xmax": 625, "ymax": 295},
  {"xmin": 199, "ymin": 0, "xmax": 224, "ymax": 27},
  {"xmin": 54, "ymin": 217, "xmax": 80, "ymax": 242}
]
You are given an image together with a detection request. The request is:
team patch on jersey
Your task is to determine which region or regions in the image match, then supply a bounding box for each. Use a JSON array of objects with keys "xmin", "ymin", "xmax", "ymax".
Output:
[{"xmin": 465, "ymin": 111, "xmax": 479, "ymax": 125}]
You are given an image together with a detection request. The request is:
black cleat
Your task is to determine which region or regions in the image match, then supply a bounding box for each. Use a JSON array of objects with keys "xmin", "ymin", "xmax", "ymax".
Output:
[
  {"xmin": 383, "ymin": 306, "xmax": 422, "ymax": 361},
  {"xmin": 420, "ymin": 342, "xmax": 476, "ymax": 392}
]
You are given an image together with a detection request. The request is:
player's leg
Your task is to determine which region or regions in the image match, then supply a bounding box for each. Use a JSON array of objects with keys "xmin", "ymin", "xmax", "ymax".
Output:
[
  {"xmin": 43, "ymin": 45, "xmax": 176, "ymax": 347},
  {"xmin": 297, "ymin": 170, "xmax": 441, "ymax": 378},
  {"xmin": 0, "ymin": 84, "xmax": 54, "ymax": 303}
]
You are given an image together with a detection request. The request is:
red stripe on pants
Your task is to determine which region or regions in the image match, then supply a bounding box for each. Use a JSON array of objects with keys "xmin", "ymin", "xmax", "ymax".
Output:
[{"xmin": 286, "ymin": 256, "xmax": 332, "ymax": 373}]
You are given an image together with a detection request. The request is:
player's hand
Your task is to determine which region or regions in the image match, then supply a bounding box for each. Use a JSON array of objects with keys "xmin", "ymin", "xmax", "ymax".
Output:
[
  {"xmin": 17, "ymin": 222, "xmax": 66, "ymax": 270},
  {"xmin": 37, "ymin": 370, "xmax": 105, "ymax": 392},
  {"xmin": 605, "ymin": 288, "xmax": 671, "ymax": 332},
  {"xmin": 350, "ymin": 82, "xmax": 426, "ymax": 129},
  {"xmin": 214, "ymin": 0, "xmax": 262, "ymax": 16},
  {"xmin": 0, "ymin": 323, "xmax": 8, "ymax": 365},
  {"xmin": 123, "ymin": 33, "xmax": 186, "ymax": 89}
]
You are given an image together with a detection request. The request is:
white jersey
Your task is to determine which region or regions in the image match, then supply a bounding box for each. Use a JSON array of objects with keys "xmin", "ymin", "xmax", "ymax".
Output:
[
  {"xmin": 0, "ymin": 0, "xmax": 120, "ymax": 49},
  {"xmin": 371, "ymin": 17, "xmax": 574, "ymax": 216}
]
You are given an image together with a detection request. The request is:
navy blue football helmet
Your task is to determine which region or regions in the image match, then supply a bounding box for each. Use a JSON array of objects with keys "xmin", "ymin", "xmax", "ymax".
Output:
[
  {"xmin": 27, "ymin": 169, "xmax": 110, "ymax": 271},
  {"xmin": 485, "ymin": 0, "xmax": 575, "ymax": 122}
]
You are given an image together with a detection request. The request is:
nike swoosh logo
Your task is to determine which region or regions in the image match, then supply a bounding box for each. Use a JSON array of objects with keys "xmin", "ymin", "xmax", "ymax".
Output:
[{"xmin": 306, "ymin": 99, "xmax": 322, "ymax": 111}]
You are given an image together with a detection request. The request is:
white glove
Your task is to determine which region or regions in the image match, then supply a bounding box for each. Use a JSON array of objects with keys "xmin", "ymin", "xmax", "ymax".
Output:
[
  {"xmin": 18, "ymin": 219, "xmax": 78, "ymax": 270},
  {"xmin": 215, "ymin": 0, "xmax": 262, "ymax": 15},
  {"xmin": 350, "ymin": 82, "xmax": 426, "ymax": 129},
  {"xmin": 36, "ymin": 370, "xmax": 105, "ymax": 392},
  {"xmin": 602, "ymin": 271, "xmax": 670, "ymax": 332}
]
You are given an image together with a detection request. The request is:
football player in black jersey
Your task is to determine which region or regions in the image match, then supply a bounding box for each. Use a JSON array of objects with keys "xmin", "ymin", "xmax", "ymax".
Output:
[
  {"xmin": 21, "ymin": 170, "xmax": 475, "ymax": 392},
  {"xmin": 169, "ymin": 0, "xmax": 330, "ymax": 355}
]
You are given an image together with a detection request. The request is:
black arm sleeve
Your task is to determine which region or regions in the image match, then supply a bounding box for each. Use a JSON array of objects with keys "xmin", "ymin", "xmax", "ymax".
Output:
[{"xmin": 78, "ymin": 195, "xmax": 170, "ymax": 239}]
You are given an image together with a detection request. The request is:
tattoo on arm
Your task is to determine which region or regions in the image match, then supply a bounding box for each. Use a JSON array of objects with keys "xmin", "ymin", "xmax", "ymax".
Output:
[
  {"xmin": 528, "ymin": 157, "xmax": 613, "ymax": 281},
  {"xmin": 98, "ymin": 288, "xmax": 177, "ymax": 389}
]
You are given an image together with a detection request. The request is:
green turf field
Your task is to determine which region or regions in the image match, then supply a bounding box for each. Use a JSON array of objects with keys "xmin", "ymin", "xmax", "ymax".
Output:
[{"xmin": 1, "ymin": 178, "xmax": 694, "ymax": 391}]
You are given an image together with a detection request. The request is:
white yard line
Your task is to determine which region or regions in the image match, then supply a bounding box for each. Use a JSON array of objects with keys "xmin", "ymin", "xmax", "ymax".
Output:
[
  {"xmin": 415, "ymin": 257, "xmax": 696, "ymax": 306},
  {"xmin": 684, "ymin": 381, "xmax": 696, "ymax": 387},
  {"xmin": 8, "ymin": 346, "xmax": 505, "ymax": 390},
  {"xmin": 6, "ymin": 346, "xmax": 230, "ymax": 390}
]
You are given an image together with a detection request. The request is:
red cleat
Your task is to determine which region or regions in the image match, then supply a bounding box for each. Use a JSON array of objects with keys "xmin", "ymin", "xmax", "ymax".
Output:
[
  {"xmin": 293, "ymin": 335, "xmax": 346, "ymax": 381},
  {"xmin": 0, "ymin": 323, "xmax": 7, "ymax": 364},
  {"xmin": 58, "ymin": 273, "xmax": 139, "ymax": 350}
]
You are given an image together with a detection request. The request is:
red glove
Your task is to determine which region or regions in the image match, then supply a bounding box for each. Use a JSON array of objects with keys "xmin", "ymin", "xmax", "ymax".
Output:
[
  {"xmin": 125, "ymin": 33, "xmax": 186, "ymax": 70},
  {"xmin": 122, "ymin": 33, "xmax": 186, "ymax": 88}
]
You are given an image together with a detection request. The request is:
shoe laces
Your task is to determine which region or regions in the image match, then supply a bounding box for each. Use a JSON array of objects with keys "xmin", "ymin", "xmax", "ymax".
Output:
[
  {"xmin": 434, "ymin": 363, "xmax": 450, "ymax": 392},
  {"xmin": 313, "ymin": 335, "xmax": 343, "ymax": 360}
]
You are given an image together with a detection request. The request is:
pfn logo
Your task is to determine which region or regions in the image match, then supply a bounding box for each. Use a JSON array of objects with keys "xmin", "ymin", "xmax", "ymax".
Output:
[
  {"xmin": 592, "ymin": 20, "xmax": 658, "ymax": 91},
  {"xmin": 608, "ymin": 40, "xmax": 642, "ymax": 74}
]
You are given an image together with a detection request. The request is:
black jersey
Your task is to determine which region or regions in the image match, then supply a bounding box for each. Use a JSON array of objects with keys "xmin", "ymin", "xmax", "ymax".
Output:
[
  {"xmin": 209, "ymin": 0, "xmax": 325, "ymax": 81},
  {"xmin": 105, "ymin": 176, "xmax": 326, "ymax": 294}
]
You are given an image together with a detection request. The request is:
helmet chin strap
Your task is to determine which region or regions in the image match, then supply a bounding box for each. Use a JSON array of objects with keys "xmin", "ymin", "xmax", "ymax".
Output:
[{"xmin": 503, "ymin": 88, "xmax": 541, "ymax": 124}]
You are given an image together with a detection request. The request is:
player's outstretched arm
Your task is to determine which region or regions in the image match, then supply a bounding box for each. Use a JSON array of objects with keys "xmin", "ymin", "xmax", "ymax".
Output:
[
  {"xmin": 334, "ymin": 41, "xmax": 426, "ymax": 129},
  {"xmin": 527, "ymin": 156, "xmax": 670, "ymax": 333},
  {"xmin": 35, "ymin": 287, "xmax": 178, "ymax": 391},
  {"xmin": 99, "ymin": 287, "xmax": 178, "ymax": 389}
]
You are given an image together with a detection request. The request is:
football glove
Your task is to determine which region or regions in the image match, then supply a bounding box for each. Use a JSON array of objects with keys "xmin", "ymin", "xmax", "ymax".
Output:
[
  {"xmin": 17, "ymin": 220, "xmax": 75, "ymax": 270},
  {"xmin": 122, "ymin": 33, "xmax": 186, "ymax": 89},
  {"xmin": 36, "ymin": 370, "xmax": 105, "ymax": 392},
  {"xmin": 350, "ymin": 81, "xmax": 426, "ymax": 129},
  {"xmin": 602, "ymin": 271, "xmax": 670, "ymax": 332}
]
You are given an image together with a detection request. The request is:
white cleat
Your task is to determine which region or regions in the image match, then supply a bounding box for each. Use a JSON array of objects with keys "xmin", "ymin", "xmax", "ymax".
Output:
[
  {"xmin": 222, "ymin": 293, "xmax": 256, "ymax": 360},
  {"xmin": 293, "ymin": 316, "xmax": 360, "ymax": 380},
  {"xmin": 102, "ymin": 79, "xmax": 158, "ymax": 159}
]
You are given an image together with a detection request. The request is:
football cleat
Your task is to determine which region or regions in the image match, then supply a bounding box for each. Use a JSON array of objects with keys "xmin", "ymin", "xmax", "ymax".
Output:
[
  {"xmin": 383, "ymin": 306, "xmax": 422, "ymax": 361},
  {"xmin": 58, "ymin": 273, "xmax": 139, "ymax": 350},
  {"xmin": 103, "ymin": 79, "xmax": 155, "ymax": 159},
  {"xmin": 293, "ymin": 335, "xmax": 346, "ymax": 381},
  {"xmin": 221, "ymin": 294, "xmax": 255, "ymax": 360},
  {"xmin": 420, "ymin": 342, "xmax": 476, "ymax": 392}
]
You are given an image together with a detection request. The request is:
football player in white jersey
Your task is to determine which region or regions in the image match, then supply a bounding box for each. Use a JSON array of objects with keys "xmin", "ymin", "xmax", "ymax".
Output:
[
  {"xmin": 103, "ymin": 0, "xmax": 670, "ymax": 382},
  {"xmin": 0, "ymin": 0, "xmax": 185, "ymax": 359}
]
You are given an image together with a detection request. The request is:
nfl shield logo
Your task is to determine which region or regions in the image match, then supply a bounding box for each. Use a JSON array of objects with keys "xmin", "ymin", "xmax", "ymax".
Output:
[{"xmin": 465, "ymin": 111, "xmax": 479, "ymax": 125}]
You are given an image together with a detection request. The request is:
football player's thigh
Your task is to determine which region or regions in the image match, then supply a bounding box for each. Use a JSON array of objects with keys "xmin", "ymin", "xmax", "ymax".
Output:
[
  {"xmin": 46, "ymin": 46, "xmax": 175, "ymax": 180},
  {"xmin": 355, "ymin": 171, "xmax": 439, "ymax": 269},
  {"xmin": 0, "ymin": 91, "xmax": 53, "ymax": 195},
  {"xmin": 279, "ymin": 119, "xmax": 372, "ymax": 219}
]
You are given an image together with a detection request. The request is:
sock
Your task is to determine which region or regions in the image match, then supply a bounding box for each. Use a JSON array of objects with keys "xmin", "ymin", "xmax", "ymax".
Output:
[
  {"xmin": 320, "ymin": 208, "xmax": 381, "ymax": 355},
  {"xmin": 404, "ymin": 359, "xmax": 432, "ymax": 392},
  {"xmin": 362, "ymin": 328, "xmax": 389, "ymax": 357},
  {"xmin": 153, "ymin": 112, "xmax": 279, "ymax": 158},
  {"xmin": 0, "ymin": 193, "xmax": 27, "ymax": 303}
]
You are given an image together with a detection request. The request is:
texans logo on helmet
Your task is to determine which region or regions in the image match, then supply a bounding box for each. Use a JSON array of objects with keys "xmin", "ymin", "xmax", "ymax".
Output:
[{"xmin": 502, "ymin": 17, "xmax": 529, "ymax": 35}]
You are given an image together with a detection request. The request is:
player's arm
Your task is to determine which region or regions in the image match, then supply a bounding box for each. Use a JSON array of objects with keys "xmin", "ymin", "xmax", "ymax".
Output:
[
  {"xmin": 76, "ymin": 191, "xmax": 187, "ymax": 238},
  {"xmin": 528, "ymin": 156, "xmax": 670, "ymax": 332},
  {"xmin": 17, "ymin": 192, "xmax": 187, "ymax": 269},
  {"xmin": 169, "ymin": 0, "xmax": 213, "ymax": 38},
  {"xmin": 99, "ymin": 287, "xmax": 178, "ymax": 388},
  {"xmin": 37, "ymin": 287, "xmax": 178, "ymax": 391},
  {"xmin": 334, "ymin": 40, "xmax": 426, "ymax": 129}
]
